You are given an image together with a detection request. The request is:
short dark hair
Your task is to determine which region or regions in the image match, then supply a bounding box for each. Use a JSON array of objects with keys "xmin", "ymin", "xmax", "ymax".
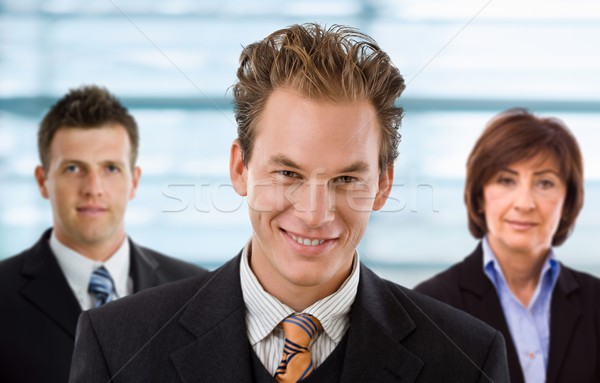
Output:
[
  {"xmin": 38, "ymin": 85, "xmax": 139, "ymax": 170},
  {"xmin": 465, "ymin": 108, "xmax": 584, "ymax": 246},
  {"xmin": 233, "ymin": 23, "xmax": 405, "ymax": 171}
]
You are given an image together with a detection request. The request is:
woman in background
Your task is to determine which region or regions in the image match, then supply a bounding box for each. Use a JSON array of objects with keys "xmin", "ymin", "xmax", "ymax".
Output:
[{"xmin": 415, "ymin": 108, "xmax": 600, "ymax": 383}]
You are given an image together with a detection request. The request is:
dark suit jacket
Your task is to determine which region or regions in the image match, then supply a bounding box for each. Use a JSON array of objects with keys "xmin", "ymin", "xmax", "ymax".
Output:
[
  {"xmin": 69, "ymin": 253, "xmax": 509, "ymax": 383},
  {"xmin": 414, "ymin": 244, "xmax": 600, "ymax": 383},
  {"xmin": 0, "ymin": 228, "xmax": 207, "ymax": 383}
]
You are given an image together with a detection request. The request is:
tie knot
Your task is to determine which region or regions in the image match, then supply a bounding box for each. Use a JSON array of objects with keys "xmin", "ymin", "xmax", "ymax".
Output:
[
  {"xmin": 88, "ymin": 266, "xmax": 115, "ymax": 307},
  {"xmin": 281, "ymin": 314, "xmax": 322, "ymax": 349}
]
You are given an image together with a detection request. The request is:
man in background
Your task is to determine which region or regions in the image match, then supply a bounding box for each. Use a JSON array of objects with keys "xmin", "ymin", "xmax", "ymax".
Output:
[
  {"xmin": 0, "ymin": 85, "xmax": 206, "ymax": 383},
  {"xmin": 70, "ymin": 25, "xmax": 509, "ymax": 382}
]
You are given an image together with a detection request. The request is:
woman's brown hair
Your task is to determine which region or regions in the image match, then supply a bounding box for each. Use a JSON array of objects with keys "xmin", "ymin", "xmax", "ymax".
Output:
[{"xmin": 465, "ymin": 108, "xmax": 584, "ymax": 246}]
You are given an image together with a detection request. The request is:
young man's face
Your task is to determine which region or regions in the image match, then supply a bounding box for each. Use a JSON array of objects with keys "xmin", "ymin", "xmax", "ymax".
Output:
[
  {"xmin": 35, "ymin": 125, "xmax": 140, "ymax": 259},
  {"xmin": 230, "ymin": 88, "xmax": 392, "ymax": 306}
]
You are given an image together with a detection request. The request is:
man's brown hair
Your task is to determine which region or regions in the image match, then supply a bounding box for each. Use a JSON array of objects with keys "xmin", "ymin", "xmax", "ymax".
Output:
[
  {"xmin": 38, "ymin": 85, "xmax": 139, "ymax": 170},
  {"xmin": 233, "ymin": 23, "xmax": 405, "ymax": 172}
]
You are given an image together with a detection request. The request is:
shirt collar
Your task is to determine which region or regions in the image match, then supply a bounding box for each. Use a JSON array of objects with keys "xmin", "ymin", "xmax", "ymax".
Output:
[
  {"xmin": 240, "ymin": 238, "xmax": 360, "ymax": 345},
  {"xmin": 103, "ymin": 237, "xmax": 131, "ymax": 299},
  {"xmin": 50, "ymin": 230, "xmax": 131, "ymax": 299},
  {"xmin": 482, "ymin": 236, "xmax": 560, "ymax": 302}
]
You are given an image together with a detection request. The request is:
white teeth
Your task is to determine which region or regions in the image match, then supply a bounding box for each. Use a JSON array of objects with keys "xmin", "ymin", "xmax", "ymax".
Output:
[{"xmin": 291, "ymin": 234, "xmax": 325, "ymax": 246}]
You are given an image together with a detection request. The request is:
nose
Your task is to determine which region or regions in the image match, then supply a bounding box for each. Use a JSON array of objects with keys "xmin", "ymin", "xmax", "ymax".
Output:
[
  {"xmin": 514, "ymin": 184, "xmax": 535, "ymax": 211},
  {"xmin": 292, "ymin": 180, "xmax": 335, "ymax": 228},
  {"xmin": 82, "ymin": 169, "xmax": 104, "ymax": 197}
]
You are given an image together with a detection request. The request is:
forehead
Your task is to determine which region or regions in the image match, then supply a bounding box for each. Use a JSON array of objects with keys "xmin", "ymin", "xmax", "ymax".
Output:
[
  {"xmin": 505, "ymin": 152, "xmax": 561, "ymax": 174},
  {"xmin": 49, "ymin": 125, "xmax": 132, "ymax": 162},
  {"xmin": 251, "ymin": 89, "xmax": 380, "ymax": 169}
]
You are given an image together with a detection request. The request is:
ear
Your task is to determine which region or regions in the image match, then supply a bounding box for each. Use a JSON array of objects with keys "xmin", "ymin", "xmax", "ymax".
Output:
[
  {"xmin": 373, "ymin": 164, "xmax": 394, "ymax": 211},
  {"xmin": 230, "ymin": 139, "xmax": 248, "ymax": 197},
  {"xmin": 129, "ymin": 166, "xmax": 142, "ymax": 200},
  {"xmin": 34, "ymin": 166, "xmax": 50, "ymax": 199}
]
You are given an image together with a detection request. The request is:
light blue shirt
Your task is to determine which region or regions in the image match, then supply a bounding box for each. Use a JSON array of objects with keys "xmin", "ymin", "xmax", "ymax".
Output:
[{"xmin": 482, "ymin": 237, "xmax": 560, "ymax": 383}]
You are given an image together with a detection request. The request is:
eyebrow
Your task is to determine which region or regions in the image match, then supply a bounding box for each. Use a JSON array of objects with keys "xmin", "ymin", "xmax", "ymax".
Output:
[
  {"xmin": 59, "ymin": 159, "xmax": 126, "ymax": 167},
  {"xmin": 270, "ymin": 155, "xmax": 301, "ymax": 170},
  {"xmin": 269, "ymin": 155, "xmax": 371, "ymax": 174},
  {"xmin": 58, "ymin": 159, "xmax": 86, "ymax": 167},
  {"xmin": 499, "ymin": 167, "xmax": 561, "ymax": 177}
]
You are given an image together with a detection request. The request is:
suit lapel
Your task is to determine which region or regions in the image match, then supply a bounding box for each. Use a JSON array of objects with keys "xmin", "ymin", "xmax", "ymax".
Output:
[
  {"xmin": 20, "ymin": 229, "xmax": 82, "ymax": 338},
  {"xmin": 546, "ymin": 265, "xmax": 580, "ymax": 383},
  {"xmin": 459, "ymin": 246, "xmax": 524, "ymax": 383},
  {"xmin": 171, "ymin": 256, "xmax": 426, "ymax": 382},
  {"xmin": 340, "ymin": 265, "xmax": 423, "ymax": 383},
  {"xmin": 171, "ymin": 255, "xmax": 254, "ymax": 382},
  {"xmin": 129, "ymin": 239, "xmax": 159, "ymax": 291}
]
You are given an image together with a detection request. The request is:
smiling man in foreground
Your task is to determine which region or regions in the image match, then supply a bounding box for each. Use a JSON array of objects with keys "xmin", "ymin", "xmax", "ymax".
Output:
[{"xmin": 69, "ymin": 24, "xmax": 509, "ymax": 382}]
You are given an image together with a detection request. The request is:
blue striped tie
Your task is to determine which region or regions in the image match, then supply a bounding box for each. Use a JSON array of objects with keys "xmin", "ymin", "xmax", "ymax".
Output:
[
  {"xmin": 88, "ymin": 266, "xmax": 115, "ymax": 307},
  {"xmin": 275, "ymin": 314, "xmax": 322, "ymax": 382}
]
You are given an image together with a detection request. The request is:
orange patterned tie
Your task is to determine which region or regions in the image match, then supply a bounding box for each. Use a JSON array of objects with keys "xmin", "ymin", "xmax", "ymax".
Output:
[{"xmin": 275, "ymin": 314, "xmax": 322, "ymax": 383}]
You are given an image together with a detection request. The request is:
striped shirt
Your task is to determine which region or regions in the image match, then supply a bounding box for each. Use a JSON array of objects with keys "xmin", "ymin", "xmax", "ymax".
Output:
[{"xmin": 240, "ymin": 241, "xmax": 360, "ymax": 375}]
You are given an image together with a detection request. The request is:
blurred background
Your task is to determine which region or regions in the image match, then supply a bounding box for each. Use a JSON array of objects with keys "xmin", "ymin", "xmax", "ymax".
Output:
[{"xmin": 1, "ymin": 0, "xmax": 599, "ymax": 287}]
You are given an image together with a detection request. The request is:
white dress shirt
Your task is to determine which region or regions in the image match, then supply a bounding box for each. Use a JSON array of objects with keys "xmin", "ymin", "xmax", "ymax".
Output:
[
  {"xmin": 240, "ymin": 240, "xmax": 360, "ymax": 375},
  {"xmin": 50, "ymin": 230, "xmax": 132, "ymax": 310}
]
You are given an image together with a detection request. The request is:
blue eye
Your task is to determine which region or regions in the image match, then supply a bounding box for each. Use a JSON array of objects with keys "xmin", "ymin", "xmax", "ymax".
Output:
[
  {"xmin": 335, "ymin": 176, "xmax": 357, "ymax": 184},
  {"xmin": 64, "ymin": 164, "xmax": 79, "ymax": 173},
  {"xmin": 106, "ymin": 164, "xmax": 120, "ymax": 173}
]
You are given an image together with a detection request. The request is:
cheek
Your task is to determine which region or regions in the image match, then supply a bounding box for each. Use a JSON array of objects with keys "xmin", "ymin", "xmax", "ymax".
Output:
[
  {"xmin": 248, "ymin": 182, "xmax": 288, "ymax": 213},
  {"xmin": 126, "ymin": 182, "xmax": 137, "ymax": 200},
  {"xmin": 546, "ymin": 199, "xmax": 565, "ymax": 226},
  {"xmin": 113, "ymin": 177, "xmax": 133, "ymax": 194},
  {"xmin": 338, "ymin": 181, "xmax": 380, "ymax": 213},
  {"xmin": 482, "ymin": 187, "xmax": 510, "ymax": 215},
  {"xmin": 336, "ymin": 203, "xmax": 370, "ymax": 236},
  {"xmin": 481, "ymin": 197, "xmax": 503, "ymax": 232},
  {"xmin": 51, "ymin": 180, "xmax": 75, "ymax": 201},
  {"xmin": 482, "ymin": 187, "xmax": 501, "ymax": 208}
]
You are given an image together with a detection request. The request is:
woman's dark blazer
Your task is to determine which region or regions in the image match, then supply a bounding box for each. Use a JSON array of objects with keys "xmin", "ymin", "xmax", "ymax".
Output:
[{"xmin": 414, "ymin": 244, "xmax": 600, "ymax": 383}]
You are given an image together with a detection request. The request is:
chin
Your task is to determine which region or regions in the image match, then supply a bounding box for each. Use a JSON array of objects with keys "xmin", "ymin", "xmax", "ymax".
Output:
[
  {"xmin": 283, "ymin": 268, "xmax": 327, "ymax": 287},
  {"xmin": 288, "ymin": 277, "xmax": 327, "ymax": 289},
  {"xmin": 506, "ymin": 241, "xmax": 545, "ymax": 255}
]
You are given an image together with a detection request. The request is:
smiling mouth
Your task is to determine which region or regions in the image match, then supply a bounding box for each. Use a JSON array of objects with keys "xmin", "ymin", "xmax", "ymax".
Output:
[{"xmin": 290, "ymin": 233, "xmax": 326, "ymax": 246}]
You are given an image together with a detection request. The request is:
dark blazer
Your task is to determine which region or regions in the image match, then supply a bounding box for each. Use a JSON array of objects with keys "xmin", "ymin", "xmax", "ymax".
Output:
[
  {"xmin": 0, "ymin": 228, "xmax": 207, "ymax": 383},
  {"xmin": 69, "ymin": 253, "xmax": 509, "ymax": 383},
  {"xmin": 414, "ymin": 244, "xmax": 600, "ymax": 383}
]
